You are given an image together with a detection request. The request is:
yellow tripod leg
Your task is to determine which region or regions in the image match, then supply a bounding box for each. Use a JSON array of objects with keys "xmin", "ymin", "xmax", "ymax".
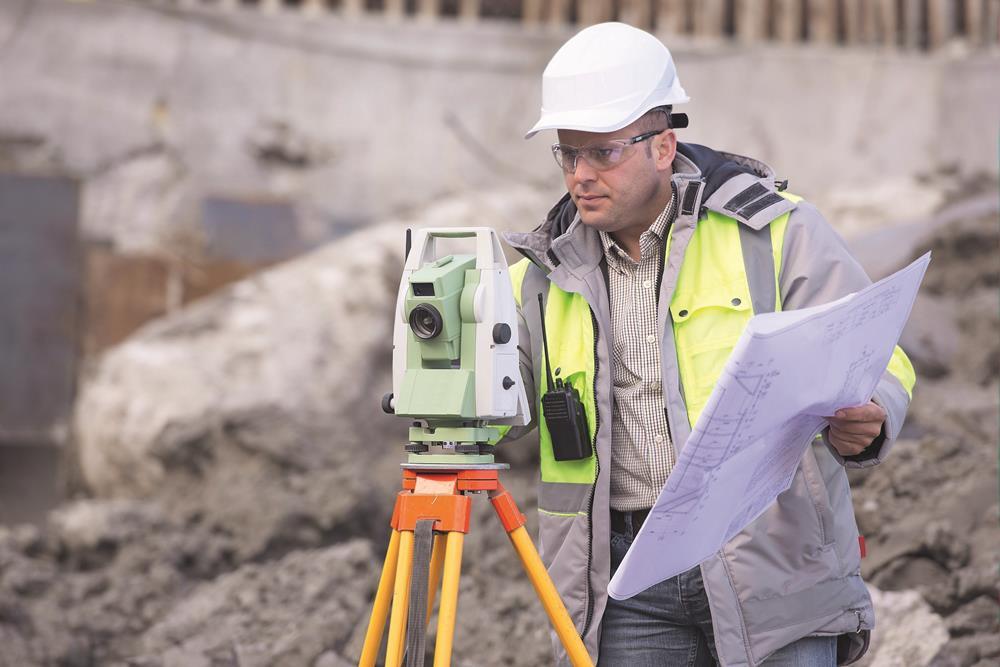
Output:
[
  {"xmin": 358, "ymin": 529, "xmax": 402, "ymax": 667},
  {"xmin": 432, "ymin": 531, "xmax": 464, "ymax": 667},
  {"xmin": 508, "ymin": 526, "xmax": 594, "ymax": 667},
  {"xmin": 426, "ymin": 533, "xmax": 446, "ymax": 621},
  {"xmin": 385, "ymin": 530, "xmax": 415, "ymax": 667},
  {"xmin": 491, "ymin": 483, "xmax": 594, "ymax": 666}
]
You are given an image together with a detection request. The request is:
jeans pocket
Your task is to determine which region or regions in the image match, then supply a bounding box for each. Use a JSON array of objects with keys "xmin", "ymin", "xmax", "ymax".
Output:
[{"xmin": 609, "ymin": 531, "xmax": 632, "ymax": 573}]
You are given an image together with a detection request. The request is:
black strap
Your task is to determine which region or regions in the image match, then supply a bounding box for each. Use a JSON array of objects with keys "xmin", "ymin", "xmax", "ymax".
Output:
[
  {"xmin": 680, "ymin": 180, "xmax": 703, "ymax": 216},
  {"xmin": 405, "ymin": 520, "xmax": 436, "ymax": 667},
  {"xmin": 723, "ymin": 182, "xmax": 768, "ymax": 213},
  {"xmin": 737, "ymin": 192, "xmax": 784, "ymax": 220}
]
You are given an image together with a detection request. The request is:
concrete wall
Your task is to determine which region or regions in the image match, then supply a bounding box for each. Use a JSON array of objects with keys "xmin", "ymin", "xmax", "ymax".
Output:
[{"xmin": 0, "ymin": 0, "xmax": 997, "ymax": 252}]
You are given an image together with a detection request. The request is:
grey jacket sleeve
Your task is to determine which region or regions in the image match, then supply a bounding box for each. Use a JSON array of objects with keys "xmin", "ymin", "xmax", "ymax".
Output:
[{"xmin": 779, "ymin": 201, "xmax": 912, "ymax": 468}]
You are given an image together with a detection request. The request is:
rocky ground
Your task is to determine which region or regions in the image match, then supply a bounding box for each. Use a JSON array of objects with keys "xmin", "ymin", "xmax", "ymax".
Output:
[
  {"xmin": 0, "ymin": 187, "xmax": 996, "ymax": 666},
  {"xmin": 851, "ymin": 201, "xmax": 1000, "ymax": 667}
]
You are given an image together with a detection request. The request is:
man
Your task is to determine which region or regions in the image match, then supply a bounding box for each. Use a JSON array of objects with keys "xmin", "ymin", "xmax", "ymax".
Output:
[{"xmin": 502, "ymin": 22, "xmax": 915, "ymax": 667}]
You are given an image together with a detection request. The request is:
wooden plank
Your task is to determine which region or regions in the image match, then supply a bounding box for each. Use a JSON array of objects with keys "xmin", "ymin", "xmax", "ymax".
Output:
[
  {"xmin": 341, "ymin": 0, "xmax": 364, "ymax": 17},
  {"xmin": 83, "ymin": 247, "xmax": 170, "ymax": 360},
  {"xmin": 876, "ymin": 0, "xmax": 898, "ymax": 46},
  {"xmin": 547, "ymin": 0, "xmax": 571, "ymax": 25},
  {"xmin": 693, "ymin": 0, "xmax": 726, "ymax": 38},
  {"xmin": 0, "ymin": 173, "xmax": 82, "ymax": 443},
  {"xmin": 735, "ymin": 0, "xmax": 767, "ymax": 42},
  {"xmin": 808, "ymin": 0, "xmax": 837, "ymax": 43},
  {"xmin": 926, "ymin": 0, "xmax": 954, "ymax": 48},
  {"xmin": 775, "ymin": 0, "xmax": 802, "ymax": 42},
  {"xmin": 459, "ymin": 0, "xmax": 479, "ymax": 21},
  {"xmin": 842, "ymin": 0, "xmax": 864, "ymax": 45},
  {"xmin": 578, "ymin": 0, "xmax": 613, "ymax": 25},
  {"xmin": 987, "ymin": 0, "xmax": 1000, "ymax": 44},
  {"xmin": 857, "ymin": 0, "xmax": 879, "ymax": 44},
  {"xmin": 384, "ymin": 0, "xmax": 405, "ymax": 20},
  {"xmin": 418, "ymin": 0, "xmax": 440, "ymax": 20},
  {"xmin": 964, "ymin": 0, "xmax": 983, "ymax": 44},
  {"xmin": 181, "ymin": 260, "xmax": 268, "ymax": 306},
  {"xmin": 655, "ymin": 0, "xmax": 686, "ymax": 34},
  {"xmin": 619, "ymin": 0, "xmax": 653, "ymax": 30},
  {"xmin": 522, "ymin": 0, "xmax": 544, "ymax": 23},
  {"xmin": 302, "ymin": 0, "xmax": 326, "ymax": 15},
  {"xmin": 901, "ymin": 0, "xmax": 922, "ymax": 49}
]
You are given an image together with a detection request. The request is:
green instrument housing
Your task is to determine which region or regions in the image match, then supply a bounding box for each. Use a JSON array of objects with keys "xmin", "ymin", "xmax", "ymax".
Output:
[{"xmin": 397, "ymin": 254, "xmax": 483, "ymax": 423}]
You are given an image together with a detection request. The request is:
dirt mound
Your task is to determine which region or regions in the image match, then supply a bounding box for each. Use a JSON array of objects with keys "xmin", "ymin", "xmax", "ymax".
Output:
[{"xmin": 850, "ymin": 205, "xmax": 1000, "ymax": 667}]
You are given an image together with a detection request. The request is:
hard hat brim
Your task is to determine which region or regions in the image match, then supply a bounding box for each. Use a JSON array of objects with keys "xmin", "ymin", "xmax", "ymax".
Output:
[
  {"xmin": 524, "ymin": 95, "xmax": 691, "ymax": 139},
  {"xmin": 523, "ymin": 109, "xmax": 640, "ymax": 140}
]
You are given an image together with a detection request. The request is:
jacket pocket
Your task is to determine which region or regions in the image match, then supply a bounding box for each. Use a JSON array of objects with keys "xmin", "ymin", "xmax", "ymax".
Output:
[
  {"xmin": 800, "ymin": 446, "xmax": 838, "ymax": 550},
  {"xmin": 670, "ymin": 277, "xmax": 753, "ymax": 421},
  {"xmin": 537, "ymin": 505, "xmax": 590, "ymax": 629},
  {"xmin": 724, "ymin": 461, "xmax": 842, "ymax": 600}
]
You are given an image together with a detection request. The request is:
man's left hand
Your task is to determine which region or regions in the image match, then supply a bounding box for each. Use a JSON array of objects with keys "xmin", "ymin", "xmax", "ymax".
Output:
[{"xmin": 825, "ymin": 401, "xmax": 887, "ymax": 457}]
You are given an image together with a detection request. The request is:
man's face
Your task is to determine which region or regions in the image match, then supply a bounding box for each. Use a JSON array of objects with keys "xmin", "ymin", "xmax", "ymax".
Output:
[{"xmin": 557, "ymin": 120, "xmax": 677, "ymax": 235}]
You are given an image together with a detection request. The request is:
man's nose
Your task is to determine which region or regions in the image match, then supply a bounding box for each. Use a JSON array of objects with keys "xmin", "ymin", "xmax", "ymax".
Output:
[{"xmin": 571, "ymin": 156, "xmax": 598, "ymax": 182}]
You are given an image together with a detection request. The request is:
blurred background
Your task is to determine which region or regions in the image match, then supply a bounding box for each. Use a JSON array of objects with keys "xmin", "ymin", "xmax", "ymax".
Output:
[{"xmin": 0, "ymin": 0, "xmax": 997, "ymax": 665}]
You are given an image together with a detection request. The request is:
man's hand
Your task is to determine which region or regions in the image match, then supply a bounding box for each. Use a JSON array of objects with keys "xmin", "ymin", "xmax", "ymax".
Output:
[{"xmin": 825, "ymin": 401, "xmax": 887, "ymax": 457}]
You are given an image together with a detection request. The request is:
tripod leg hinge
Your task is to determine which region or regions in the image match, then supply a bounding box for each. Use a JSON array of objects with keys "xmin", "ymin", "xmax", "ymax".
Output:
[
  {"xmin": 491, "ymin": 489, "xmax": 526, "ymax": 533},
  {"xmin": 396, "ymin": 493, "xmax": 472, "ymax": 533}
]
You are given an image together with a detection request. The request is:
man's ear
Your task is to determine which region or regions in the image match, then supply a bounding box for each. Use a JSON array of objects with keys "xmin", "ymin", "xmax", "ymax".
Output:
[{"xmin": 655, "ymin": 130, "xmax": 677, "ymax": 172}]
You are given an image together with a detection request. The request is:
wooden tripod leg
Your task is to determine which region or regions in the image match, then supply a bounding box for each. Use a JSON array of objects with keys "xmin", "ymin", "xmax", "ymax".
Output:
[
  {"xmin": 385, "ymin": 530, "xmax": 415, "ymax": 667},
  {"xmin": 491, "ymin": 485, "xmax": 594, "ymax": 667},
  {"xmin": 432, "ymin": 531, "xmax": 464, "ymax": 667},
  {"xmin": 359, "ymin": 529, "xmax": 402, "ymax": 667}
]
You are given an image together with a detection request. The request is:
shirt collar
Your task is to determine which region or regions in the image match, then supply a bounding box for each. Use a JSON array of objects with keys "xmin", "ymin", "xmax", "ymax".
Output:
[{"xmin": 599, "ymin": 185, "xmax": 677, "ymax": 270}]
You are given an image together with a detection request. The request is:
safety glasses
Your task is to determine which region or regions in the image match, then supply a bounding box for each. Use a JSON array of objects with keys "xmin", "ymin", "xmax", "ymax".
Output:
[{"xmin": 551, "ymin": 128, "xmax": 667, "ymax": 173}]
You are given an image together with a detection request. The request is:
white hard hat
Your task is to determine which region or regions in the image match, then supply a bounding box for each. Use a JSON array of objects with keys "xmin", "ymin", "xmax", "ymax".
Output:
[{"xmin": 525, "ymin": 22, "xmax": 689, "ymax": 139}]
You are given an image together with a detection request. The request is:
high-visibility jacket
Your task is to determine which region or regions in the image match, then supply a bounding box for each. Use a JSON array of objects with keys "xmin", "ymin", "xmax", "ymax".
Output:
[{"xmin": 501, "ymin": 143, "xmax": 915, "ymax": 666}]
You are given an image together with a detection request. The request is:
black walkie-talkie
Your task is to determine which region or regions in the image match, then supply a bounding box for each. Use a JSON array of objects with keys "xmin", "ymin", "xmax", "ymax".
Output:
[{"xmin": 537, "ymin": 294, "xmax": 592, "ymax": 461}]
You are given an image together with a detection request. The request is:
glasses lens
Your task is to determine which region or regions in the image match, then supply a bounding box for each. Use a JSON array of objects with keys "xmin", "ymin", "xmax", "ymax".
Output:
[
  {"xmin": 552, "ymin": 145, "xmax": 577, "ymax": 172},
  {"xmin": 552, "ymin": 143, "xmax": 630, "ymax": 172},
  {"xmin": 585, "ymin": 143, "xmax": 626, "ymax": 169}
]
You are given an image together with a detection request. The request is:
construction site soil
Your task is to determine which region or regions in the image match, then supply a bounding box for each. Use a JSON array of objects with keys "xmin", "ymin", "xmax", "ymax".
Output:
[{"xmin": 0, "ymin": 193, "xmax": 996, "ymax": 667}]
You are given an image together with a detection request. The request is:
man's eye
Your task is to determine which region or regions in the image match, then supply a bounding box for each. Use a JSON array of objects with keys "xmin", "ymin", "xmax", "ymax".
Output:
[{"xmin": 591, "ymin": 147, "xmax": 619, "ymax": 162}]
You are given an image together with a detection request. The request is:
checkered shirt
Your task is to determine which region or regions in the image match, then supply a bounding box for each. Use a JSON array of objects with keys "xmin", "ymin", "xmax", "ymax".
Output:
[{"xmin": 598, "ymin": 191, "xmax": 678, "ymax": 512}]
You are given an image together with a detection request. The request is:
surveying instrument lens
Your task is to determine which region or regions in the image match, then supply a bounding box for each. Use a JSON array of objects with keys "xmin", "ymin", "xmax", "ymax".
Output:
[{"xmin": 408, "ymin": 304, "xmax": 443, "ymax": 340}]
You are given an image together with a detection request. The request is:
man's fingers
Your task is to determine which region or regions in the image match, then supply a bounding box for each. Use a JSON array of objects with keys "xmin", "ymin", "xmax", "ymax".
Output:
[
  {"xmin": 830, "ymin": 402, "xmax": 886, "ymax": 422},
  {"xmin": 826, "ymin": 401, "xmax": 886, "ymax": 457},
  {"xmin": 827, "ymin": 420, "xmax": 882, "ymax": 437},
  {"xmin": 833, "ymin": 442, "xmax": 867, "ymax": 456},
  {"xmin": 828, "ymin": 430, "xmax": 872, "ymax": 456},
  {"xmin": 829, "ymin": 429, "xmax": 874, "ymax": 447}
]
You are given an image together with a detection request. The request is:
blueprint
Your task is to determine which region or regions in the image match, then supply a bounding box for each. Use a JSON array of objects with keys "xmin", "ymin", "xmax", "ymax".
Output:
[{"xmin": 607, "ymin": 253, "xmax": 930, "ymax": 600}]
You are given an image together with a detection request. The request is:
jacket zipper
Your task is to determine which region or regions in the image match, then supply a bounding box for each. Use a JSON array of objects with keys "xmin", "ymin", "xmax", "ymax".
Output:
[
  {"xmin": 581, "ymin": 307, "xmax": 601, "ymax": 638},
  {"xmin": 653, "ymin": 182, "xmax": 679, "ymax": 303}
]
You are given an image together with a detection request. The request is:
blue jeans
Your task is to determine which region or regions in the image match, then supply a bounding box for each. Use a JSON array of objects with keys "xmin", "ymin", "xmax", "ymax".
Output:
[{"xmin": 598, "ymin": 512, "xmax": 837, "ymax": 666}]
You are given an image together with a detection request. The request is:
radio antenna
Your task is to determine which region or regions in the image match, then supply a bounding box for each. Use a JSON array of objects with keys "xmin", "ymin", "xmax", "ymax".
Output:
[{"xmin": 537, "ymin": 293, "xmax": 558, "ymax": 391}]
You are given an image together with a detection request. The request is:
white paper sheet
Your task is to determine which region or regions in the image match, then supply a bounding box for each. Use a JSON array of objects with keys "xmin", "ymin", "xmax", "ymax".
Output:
[{"xmin": 607, "ymin": 253, "xmax": 930, "ymax": 600}]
